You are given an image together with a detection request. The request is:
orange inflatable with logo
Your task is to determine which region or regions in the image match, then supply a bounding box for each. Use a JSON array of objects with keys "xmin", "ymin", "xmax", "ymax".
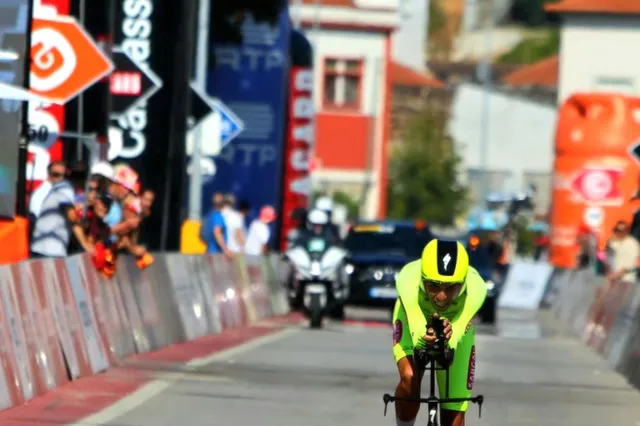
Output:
[{"xmin": 550, "ymin": 94, "xmax": 640, "ymax": 268}]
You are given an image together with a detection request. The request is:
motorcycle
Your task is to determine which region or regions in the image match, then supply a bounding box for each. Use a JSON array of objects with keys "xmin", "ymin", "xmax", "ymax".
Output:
[{"xmin": 285, "ymin": 236, "xmax": 349, "ymax": 329}]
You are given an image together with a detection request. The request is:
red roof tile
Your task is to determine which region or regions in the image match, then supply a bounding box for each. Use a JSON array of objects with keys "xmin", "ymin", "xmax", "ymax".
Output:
[
  {"xmin": 502, "ymin": 55, "xmax": 559, "ymax": 88},
  {"xmin": 389, "ymin": 62, "xmax": 444, "ymax": 88},
  {"xmin": 545, "ymin": 0, "xmax": 640, "ymax": 14},
  {"xmin": 299, "ymin": 0, "xmax": 354, "ymax": 6}
]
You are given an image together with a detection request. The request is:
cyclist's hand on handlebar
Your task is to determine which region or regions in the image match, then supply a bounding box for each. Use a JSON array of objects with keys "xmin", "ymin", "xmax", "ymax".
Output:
[{"xmin": 431, "ymin": 313, "xmax": 453, "ymax": 343}]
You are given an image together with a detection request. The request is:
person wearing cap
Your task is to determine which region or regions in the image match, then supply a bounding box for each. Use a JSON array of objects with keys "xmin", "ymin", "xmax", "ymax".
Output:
[{"xmin": 245, "ymin": 206, "xmax": 277, "ymax": 256}]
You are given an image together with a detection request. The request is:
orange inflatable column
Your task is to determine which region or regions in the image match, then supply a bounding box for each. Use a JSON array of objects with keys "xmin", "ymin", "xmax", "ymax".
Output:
[{"xmin": 550, "ymin": 94, "xmax": 640, "ymax": 268}]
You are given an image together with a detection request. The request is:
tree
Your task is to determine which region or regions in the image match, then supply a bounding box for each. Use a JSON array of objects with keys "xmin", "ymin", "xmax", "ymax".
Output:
[
  {"xmin": 498, "ymin": 28, "xmax": 560, "ymax": 65},
  {"xmin": 387, "ymin": 111, "xmax": 468, "ymax": 225}
]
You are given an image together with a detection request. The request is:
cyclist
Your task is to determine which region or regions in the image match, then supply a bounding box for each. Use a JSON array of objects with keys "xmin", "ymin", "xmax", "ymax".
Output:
[{"xmin": 392, "ymin": 239, "xmax": 487, "ymax": 426}]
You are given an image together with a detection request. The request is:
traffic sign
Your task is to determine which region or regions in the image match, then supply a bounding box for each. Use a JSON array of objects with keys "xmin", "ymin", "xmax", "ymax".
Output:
[
  {"xmin": 109, "ymin": 48, "xmax": 162, "ymax": 117},
  {"xmin": 187, "ymin": 83, "xmax": 244, "ymax": 154},
  {"xmin": 30, "ymin": 15, "xmax": 114, "ymax": 104}
]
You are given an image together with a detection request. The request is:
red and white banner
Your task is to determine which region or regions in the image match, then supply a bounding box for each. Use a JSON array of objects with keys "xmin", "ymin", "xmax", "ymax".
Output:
[
  {"xmin": 27, "ymin": 0, "xmax": 69, "ymax": 196},
  {"xmin": 279, "ymin": 66, "xmax": 314, "ymax": 250}
]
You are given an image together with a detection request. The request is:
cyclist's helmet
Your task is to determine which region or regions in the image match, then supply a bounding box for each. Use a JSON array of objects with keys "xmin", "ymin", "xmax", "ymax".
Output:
[{"xmin": 421, "ymin": 239, "xmax": 469, "ymax": 285}]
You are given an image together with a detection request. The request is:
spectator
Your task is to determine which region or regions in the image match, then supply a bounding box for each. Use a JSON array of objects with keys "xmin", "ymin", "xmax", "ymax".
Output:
[
  {"xmin": 67, "ymin": 162, "xmax": 90, "ymax": 254},
  {"xmin": 202, "ymin": 192, "xmax": 232, "ymax": 258},
  {"xmin": 238, "ymin": 200, "xmax": 251, "ymax": 231},
  {"xmin": 138, "ymin": 189, "xmax": 155, "ymax": 245},
  {"xmin": 29, "ymin": 160, "xmax": 65, "ymax": 219},
  {"xmin": 85, "ymin": 193, "xmax": 113, "ymax": 245},
  {"xmin": 106, "ymin": 164, "xmax": 139, "ymax": 241},
  {"xmin": 30, "ymin": 162, "xmax": 93, "ymax": 258},
  {"xmin": 606, "ymin": 220, "xmax": 640, "ymax": 284},
  {"xmin": 245, "ymin": 205, "xmax": 276, "ymax": 256},
  {"xmin": 221, "ymin": 193, "xmax": 245, "ymax": 254}
]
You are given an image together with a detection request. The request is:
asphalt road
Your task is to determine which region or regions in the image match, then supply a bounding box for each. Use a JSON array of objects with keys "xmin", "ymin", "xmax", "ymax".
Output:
[{"xmin": 86, "ymin": 308, "xmax": 640, "ymax": 426}]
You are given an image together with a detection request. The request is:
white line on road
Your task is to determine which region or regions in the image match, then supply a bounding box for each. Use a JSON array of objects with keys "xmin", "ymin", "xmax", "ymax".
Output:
[{"xmin": 68, "ymin": 327, "xmax": 300, "ymax": 426}]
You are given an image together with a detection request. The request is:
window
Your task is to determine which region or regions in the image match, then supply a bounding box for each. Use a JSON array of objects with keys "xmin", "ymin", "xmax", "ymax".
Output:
[{"xmin": 323, "ymin": 57, "xmax": 363, "ymax": 110}]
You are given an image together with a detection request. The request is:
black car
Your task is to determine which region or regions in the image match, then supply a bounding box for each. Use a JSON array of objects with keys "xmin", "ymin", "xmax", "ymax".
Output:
[
  {"xmin": 344, "ymin": 220, "xmax": 433, "ymax": 308},
  {"xmin": 465, "ymin": 234, "xmax": 502, "ymax": 324}
]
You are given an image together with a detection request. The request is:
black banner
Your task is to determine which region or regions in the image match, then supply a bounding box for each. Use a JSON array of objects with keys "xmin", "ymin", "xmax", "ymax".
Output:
[
  {"xmin": 112, "ymin": 0, "xmax": 196, "ymax": 250},
  {"xmin": 0, "ymin": 0, "xmax": 31, "ymax": 218},
  {"xmin": 109, "ymin": 49, "xmax": 161, "ymax": 117}
]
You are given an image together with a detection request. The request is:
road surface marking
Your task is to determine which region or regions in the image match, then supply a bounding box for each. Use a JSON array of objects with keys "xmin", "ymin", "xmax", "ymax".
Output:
[{"xmin": 68, "ymin": 327, "xmax": 299, "ymax": 426}]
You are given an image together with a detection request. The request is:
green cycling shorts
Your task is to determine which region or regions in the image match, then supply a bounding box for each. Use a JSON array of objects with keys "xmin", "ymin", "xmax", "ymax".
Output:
[{"xmin": 392, "ymin": 299, "xmax": 476, "ymax": 412}]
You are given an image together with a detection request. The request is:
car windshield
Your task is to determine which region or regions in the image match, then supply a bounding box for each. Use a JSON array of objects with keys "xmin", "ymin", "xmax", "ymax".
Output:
[{"xmin": 345, "ymin": 224, "xmax": 431, "ymax": 257}]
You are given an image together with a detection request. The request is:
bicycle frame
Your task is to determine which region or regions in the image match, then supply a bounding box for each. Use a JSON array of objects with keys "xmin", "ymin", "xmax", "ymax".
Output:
[{"xmin": 382, "ymin": 319, "xmax": 483, "ymax": 426}]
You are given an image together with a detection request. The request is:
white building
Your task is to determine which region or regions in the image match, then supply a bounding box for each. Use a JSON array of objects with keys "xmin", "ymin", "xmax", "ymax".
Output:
[
  {"xmin": 546, "ymin": 0, "xmax": 640, "ymax": 103},
  {"xmin": 393, "ymin": 0, "xmax": 428, "ymax": 70},
  {"xmin": 291, "ymin": 0, "xmax": 441, "ymax": 219}
]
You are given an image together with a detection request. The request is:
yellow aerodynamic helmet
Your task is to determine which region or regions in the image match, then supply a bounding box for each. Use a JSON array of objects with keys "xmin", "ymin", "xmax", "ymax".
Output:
[{"xmin": 421, "ymin": 239, "xmax": 469, "ymax": 284}]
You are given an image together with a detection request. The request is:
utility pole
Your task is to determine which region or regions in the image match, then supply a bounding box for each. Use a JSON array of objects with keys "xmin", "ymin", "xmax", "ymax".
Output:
[
  {"xmin": 187, "ymin": 0, "xmax": 211, "ymax": 221},
  {"xmin": 478, "ymin": 0, "xmax": 493, "ymax": 207}
]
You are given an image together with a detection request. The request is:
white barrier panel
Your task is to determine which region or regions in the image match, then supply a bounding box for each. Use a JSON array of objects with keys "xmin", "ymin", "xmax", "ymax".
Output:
[{"xmin": 498, "ymin": 259, "xmax": 553, "ymax": 310}]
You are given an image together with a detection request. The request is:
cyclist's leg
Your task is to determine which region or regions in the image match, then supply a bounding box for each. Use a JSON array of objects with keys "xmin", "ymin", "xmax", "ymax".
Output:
[
  {"xmin": 392, "ymin": 299, "xmax": 423, "ymax": 425},
  {"xmin": 436, "ymin": 323, "xmax": 476, "ymax": 426}
]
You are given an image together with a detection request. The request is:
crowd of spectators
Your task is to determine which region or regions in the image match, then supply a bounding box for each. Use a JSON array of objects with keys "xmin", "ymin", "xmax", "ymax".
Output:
[
  {"xmin": 199, "ymin": 192, "xmax": 277, "ymax": 258},
  {"xmin": 28, "ymin": 160, "xmax": 155, "ymax": 277}
]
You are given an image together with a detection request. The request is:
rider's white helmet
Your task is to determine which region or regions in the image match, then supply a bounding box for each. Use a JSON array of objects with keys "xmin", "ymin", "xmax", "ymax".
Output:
[
  {"xmin": 308, "ymin": 209, "xmax": 329, "ymax": 226},
  {"xmin": 315, "ymin": 196, "xmax": 334, "ymax": 212}
]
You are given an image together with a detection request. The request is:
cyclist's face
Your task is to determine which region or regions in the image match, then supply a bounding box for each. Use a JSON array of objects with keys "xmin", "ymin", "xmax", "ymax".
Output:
[{"xmin": 423, "ymin": 281, "xmax": 462, "ymax": 310}]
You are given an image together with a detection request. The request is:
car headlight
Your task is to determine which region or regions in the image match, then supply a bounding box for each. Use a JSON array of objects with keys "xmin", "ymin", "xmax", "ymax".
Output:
[{"xmin": 486, "ymin": 280, "xmax": 495, "ymax": 290}]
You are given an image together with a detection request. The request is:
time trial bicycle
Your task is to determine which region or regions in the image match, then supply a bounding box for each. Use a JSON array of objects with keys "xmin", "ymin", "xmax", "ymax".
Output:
[{"xmin": 382, "ymin": 316, "xmax": 484, "ymax": 426}]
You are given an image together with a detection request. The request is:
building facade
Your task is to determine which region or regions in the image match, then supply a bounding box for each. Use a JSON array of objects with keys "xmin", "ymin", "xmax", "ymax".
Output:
[
  {"xmin": 292, "ymin": 0, "xmax": 396, "ymax": 219},
  {"xmin": 546, "ymin": 0, "xmax": 640, "ymax": 103}
]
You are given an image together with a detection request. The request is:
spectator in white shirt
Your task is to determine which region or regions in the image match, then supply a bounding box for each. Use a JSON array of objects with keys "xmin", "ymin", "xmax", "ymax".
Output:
[
  {"xmin": 245, "ymin": 206, "xmax": 276, "ymax": 256},
  {"xmin": 607, "ymin": 220, "xmax": 640, "ymax": 284},
  {"xmin": 29, "ymin": 161, "xmax": 66, "ymax": 219},
  {"xmin": 221, "ymin": 194, "xmax": 246, "ymax": 254}
]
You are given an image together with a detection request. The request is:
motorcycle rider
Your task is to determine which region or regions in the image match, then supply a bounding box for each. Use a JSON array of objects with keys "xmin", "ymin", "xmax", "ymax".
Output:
[
  {"xmin": 296, "ymin": 208, "xmax": 337, "ymax": 246},
  {"xmin": 315, "ymin": 196, "xmax": 342, "ymax": 243}
]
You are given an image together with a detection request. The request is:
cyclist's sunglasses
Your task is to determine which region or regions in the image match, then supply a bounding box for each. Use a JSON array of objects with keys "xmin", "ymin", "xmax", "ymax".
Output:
[{"xmin": 422, "ymin": 279, "xmax": 463, "ymax": 296}]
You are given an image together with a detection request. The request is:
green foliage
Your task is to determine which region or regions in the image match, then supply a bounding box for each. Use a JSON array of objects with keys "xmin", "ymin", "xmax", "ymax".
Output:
[
  {"xmin": 498, "ymin": 28, "xmax": 560, "ymax": 65},
  {"xmin": 332, "ymin": 191, "xmax": 360, "ymax": 220},
  {"xmin": 428, "ymin": 0, "xmax": 447, "ymax": 35},
  {"xmin": 513, "ymin": 216, "xmax": 535, "ymax": 256},
  {"xmin": 386, "ymin": 111, "xmax": 468, "ymax": 226}
]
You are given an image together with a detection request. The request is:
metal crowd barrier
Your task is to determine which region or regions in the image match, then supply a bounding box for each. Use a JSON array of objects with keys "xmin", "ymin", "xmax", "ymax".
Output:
[
  {"xmin": 543, "ymin": 264, "xmax": 640, "ymax": 391},
  {"xmin": 0, "ymin": 252, "xmax": 290, "ymax": 410}
]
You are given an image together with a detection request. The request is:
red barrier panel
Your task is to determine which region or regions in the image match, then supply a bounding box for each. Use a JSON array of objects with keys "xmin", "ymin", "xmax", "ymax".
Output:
[
  {"xmin": 12, "ymin": 263, "xmax": 51, "ymax": 397},
  {"xmin": 42, "ymin": 259, "xmax": 91, "ymax": 379},
  {"xmin": 3, "ymin": 265, "xmax": 36, "ymax": 402},
  {"xmin": 0, "ymin": 267, "xmax": 25, "ymax": 408},
  {"xmin": 27, "ymin": 261, "xmax": 69, "ymax": 388},
  {"xmin": 211, "ymin": 256, "xmax": 246, "ymax": 329},
  {"xmin": 246, "ymin": 259, "xmax": 273, "ymax": 319},
  {"xmin": 77, "ymin": 255, "xmax": 118, "ymax": 367}
]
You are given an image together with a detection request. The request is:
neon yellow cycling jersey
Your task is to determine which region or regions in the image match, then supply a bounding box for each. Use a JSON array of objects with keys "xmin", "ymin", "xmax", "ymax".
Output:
[{"xmin": 392, "ymin": 259, "xmax": 487, "ymax": 411}]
